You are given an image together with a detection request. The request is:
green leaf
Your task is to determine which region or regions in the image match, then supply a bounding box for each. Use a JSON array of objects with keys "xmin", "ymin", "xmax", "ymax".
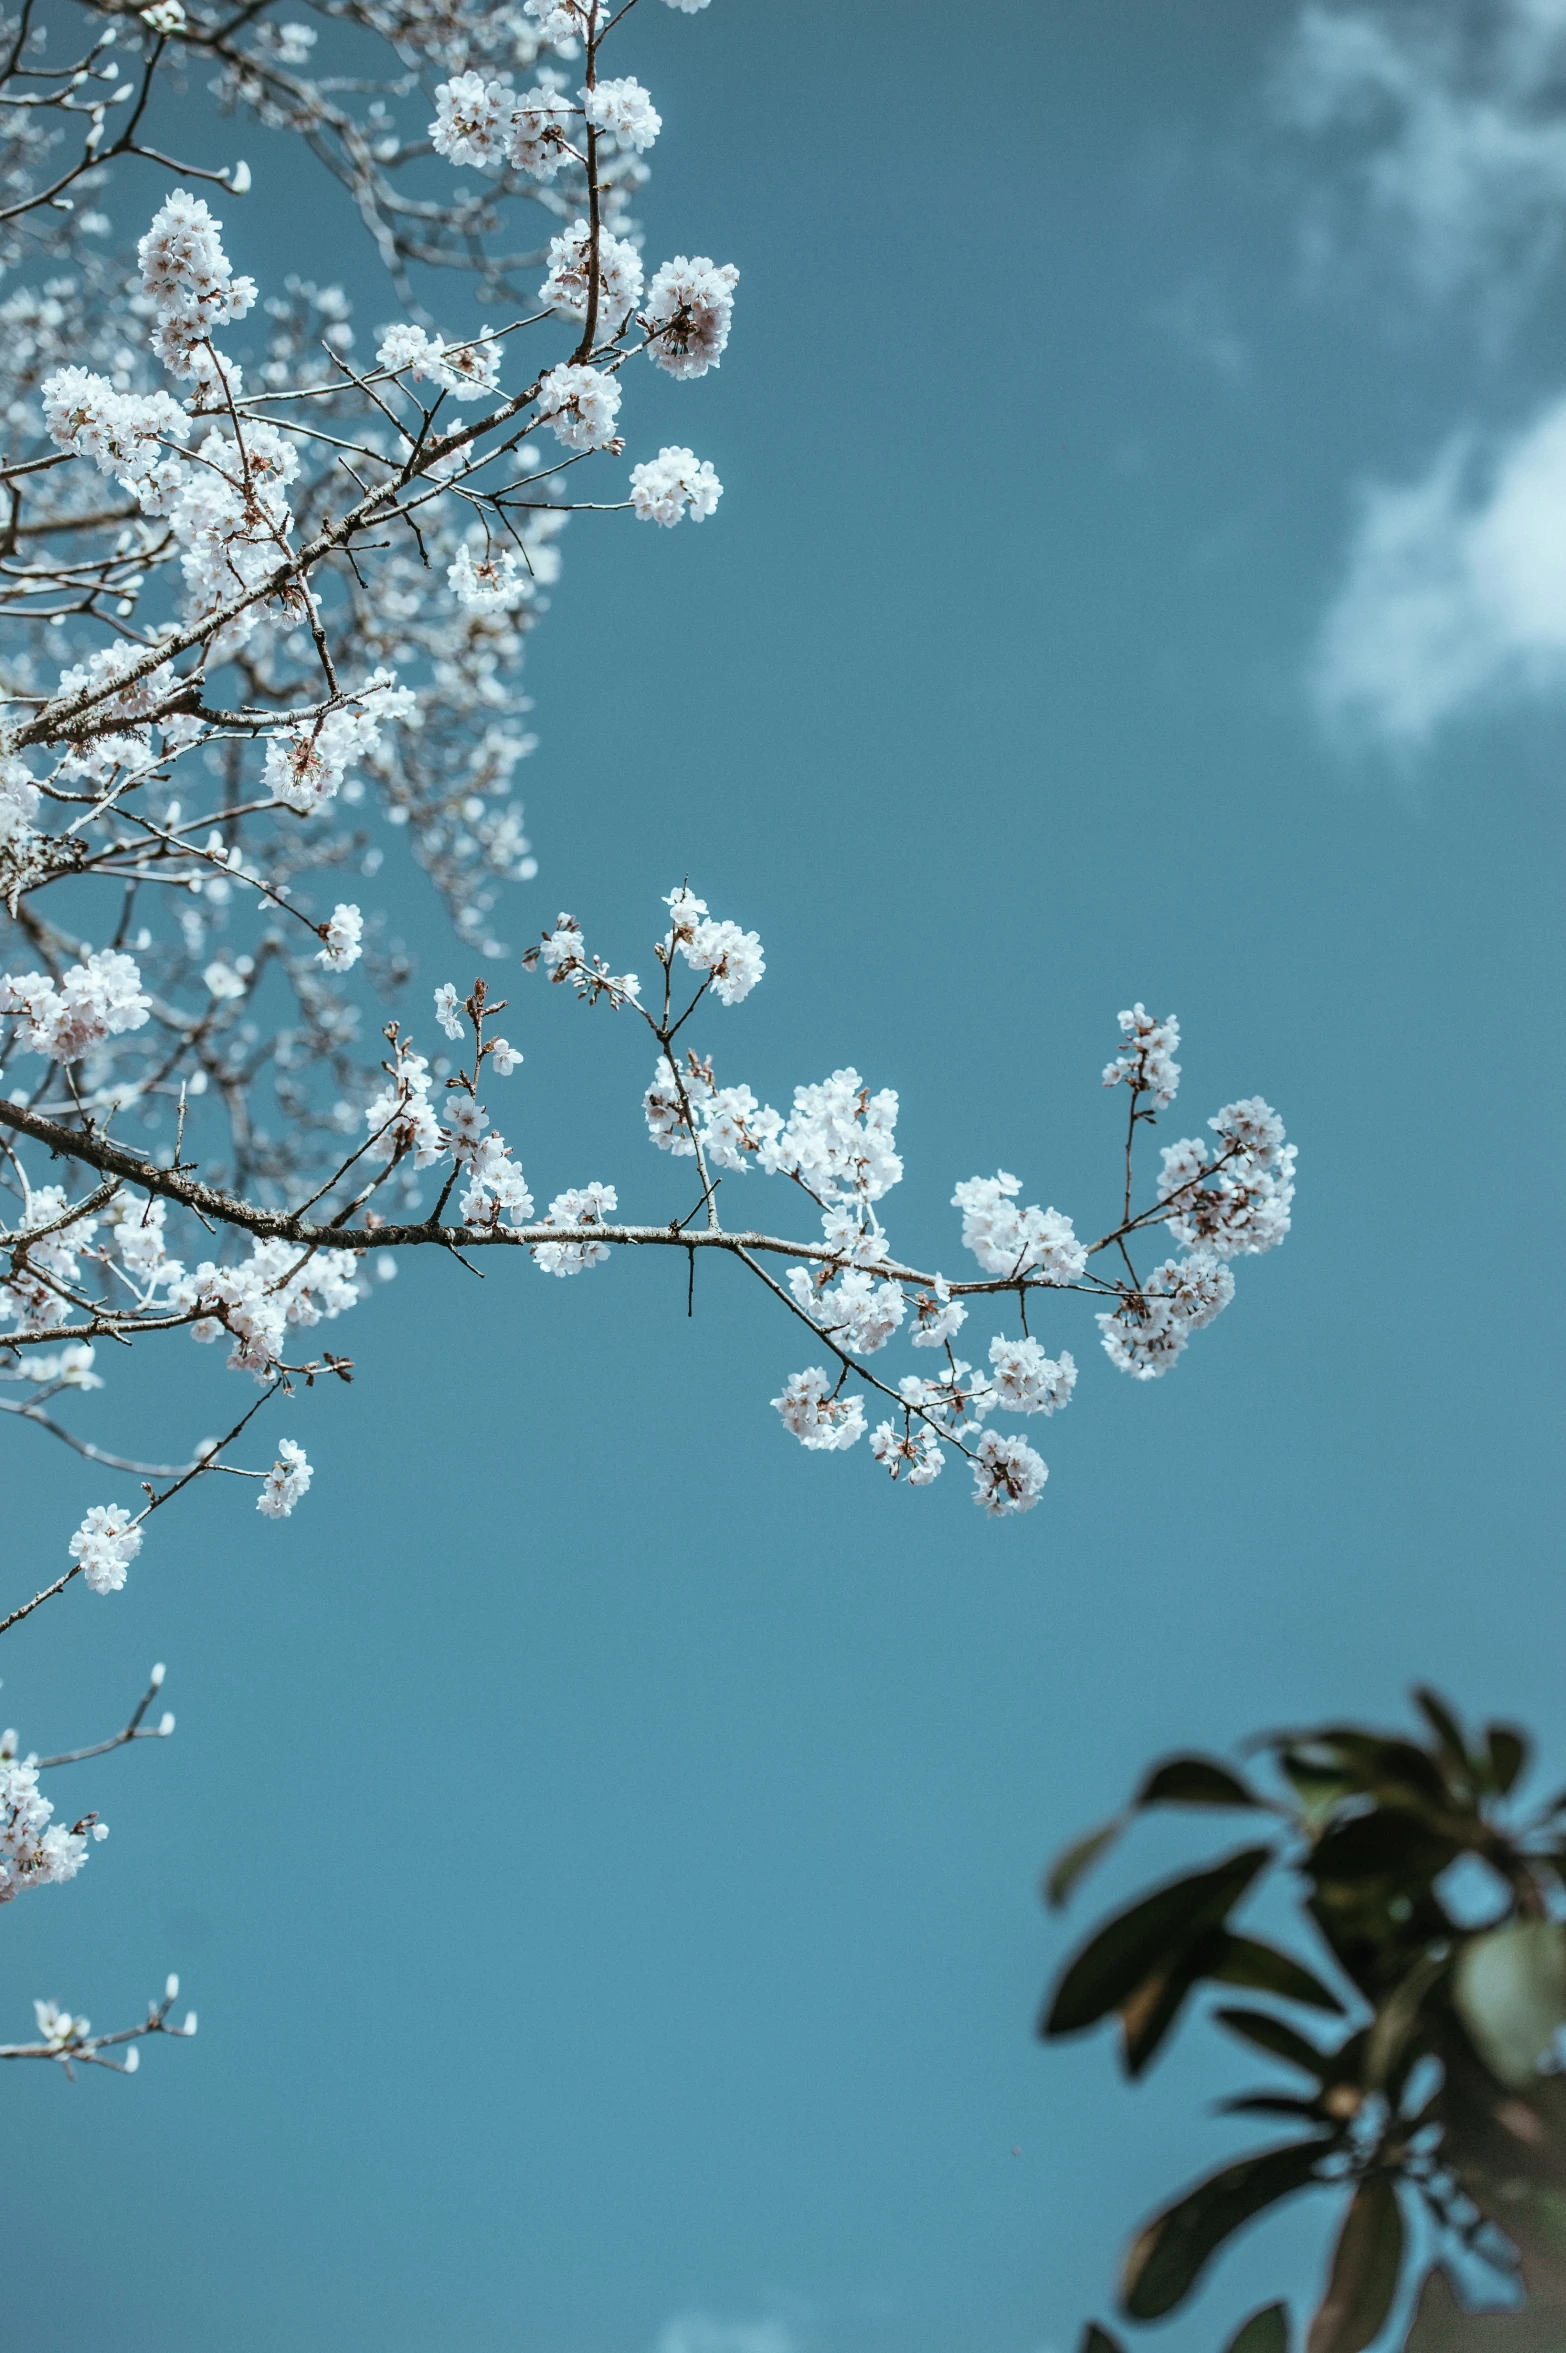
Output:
[
  {"xmin": 1306, "ymin": 2177, "xmax": 1404, "ymax": 2353},
  {"xmin": 1043, "ymin": 1848, "xmax": 1273, "ymax": 2039},
  {"xmin": 1077, "ymin": 2329, "xmax": 1125, "ymax": 2353},
  {"xmin": 1412, "ymin": 1689, "xmax": 1473, "ymax": 1786},
  {"xmin": 1120, "ymin": 2140, "xmax": 1327, "ymax": 2321},
  {"xmin": 1213, "ymin": 2006, "xmax": 1332, "ymax": 2080},
  {"xmin": 1118, "ymin": 1931, "xmax": 1223, "ymax": 2079},
  {"xmin": 1226, "ymin": 2305, "xmax": 1290, "ymax": 2353},
  {"xmin": 1307, "ymin": 1807, "xmax": 1461, "ymax": 1886},
  {"xmin": 1317, "ymin": 1734, "xmax": 1453, "ymax": 1812},
  {"xmin": 1135, "ymin": 1754, "xmax": 1261, "ymax": 1810},
  {"xmin": 1214, "ymin": 1935, "xmax": 1347, "ymax": 2015},
  {"xmin": 1485, "ymin": 1726, "xmax": 1530, "ymax": 1799},
  {"xmin": 1365, "ymin": 1947, "xmax": 1449, "ymax": 2092},
  {"xmin": 1454, "ymin": 1921, "xmax": 1566, "ymax": 2087},
  {"xmin": 1044, "ymin": 1816, "xmax": 1124, "ymax": 1912}
]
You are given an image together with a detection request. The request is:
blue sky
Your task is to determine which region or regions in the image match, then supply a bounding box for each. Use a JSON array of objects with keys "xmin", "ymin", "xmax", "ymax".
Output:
[{"xmin": 4, "ymin": 3, "xmax": 1564, "ymax": 2348}]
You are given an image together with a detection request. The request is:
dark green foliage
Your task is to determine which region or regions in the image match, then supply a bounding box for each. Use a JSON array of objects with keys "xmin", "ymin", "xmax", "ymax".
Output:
[
  {"xmin": 1227, "ymin": 2307, "xmax": 1290, "ymax": 2353},
  {"xmin": 1043, "ymin": 1693, "xmax": 1566, "ymax": 2352},
  {"xmin": 1121, "ymin": 2142, "xmax": 1329, "ymax": 2321},
  {"xmin": 1307, "ymin": 2178, "xmax": 1404, "ymax": 2353}
]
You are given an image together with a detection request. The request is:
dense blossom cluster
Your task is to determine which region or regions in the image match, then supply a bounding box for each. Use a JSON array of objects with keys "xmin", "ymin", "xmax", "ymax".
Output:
[
  {"xmin": 0, "ymin": 1740, "xmax": 102, "ymax": 1903},
  {"xmin": 68, "ymin": 1505, "xmax": 143, "ymax": 1596},
  {"xmin": 0, "ymin": 950, "xmax": 150, "ymax": 1063}
]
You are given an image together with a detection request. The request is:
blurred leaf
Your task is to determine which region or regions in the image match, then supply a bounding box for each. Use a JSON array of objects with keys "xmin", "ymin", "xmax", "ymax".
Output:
[
  {"xmin": 1136, "ymin": 1755, "xmax": 1261, "ymax": 1810},
  {"xmin": 1119, "ymin": 1932, "xmax": 1224, "ymax": 2079},
  {"xmin": 1045, "ymin": 1817, "xmax": 1124, "ymax": 1912},
  {"xmin": 1454, "ymin": 1922, "xmax": 1566, "ymax": 2087},
  {"xmin": 1215, "ymin": 1935, "xmax": 1347, "ymax": 2015},
  {"xmin": 1217, "ymin": 2093, "xmax": 1327, "ymax": 2119},
  {"xmin": 1214, "ymin": 2006, "xmax": 1332, "ymax": 2079},
  {"xmin": 1413, "ymin": 1690, "xmax": 1474, "ymax": 1788},
  {"xmin": 1078, "ymin": 2329, "xmax": 1125, "ymax": 2353},
  {"xmin": 1120, "ymin": 2140, "xmax": 1327, "ymax": 2321},
  {"xmin": 1322, "ymin": 1735, "xmax": 1454, "ymax": 1812},
  {"xmin": 1309, "ymin": 1808, "xmax": 1462, "ymax": 1886},
  {"xmin": 1485, "ymin": 1727, "xmax": 1530, "ymax": 1800},
  {"xmin": 1307, "ymin": 2176, "xmax": 1404, "ymax": 2353},
  {"xmin": 1365, "ymin": 1948, "xmax": 1450, "ymax": 2092},
  {"xmin": 1043, "ymin": 1848, "xmax": 1271, "ymax": 2038},
  {"xmin": 1227, "ymin": 2305, "xmax": 1290, "ymax": 2353}
]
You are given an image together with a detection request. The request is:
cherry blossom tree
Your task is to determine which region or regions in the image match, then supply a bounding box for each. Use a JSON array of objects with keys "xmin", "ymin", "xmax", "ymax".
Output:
[{"xmin": 0, "ymin": 0, "xmax": 1298, "ymax": 2077}]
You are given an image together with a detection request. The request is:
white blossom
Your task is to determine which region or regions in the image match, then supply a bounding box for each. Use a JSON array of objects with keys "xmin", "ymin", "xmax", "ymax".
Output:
[
  {"xmin": 1103, "ymin": 1004, "xmax": 1181, "ymax": 1108},
  {"xmin": 786, "ymin": 1264, "xmax": 906, "ymax": 1354},
  {"xmin": 644, "ymin": 255, "xmax": 738, "ymax": 378},
  {"xmin": 459, "ymin": 1134, "xmax": 534, "ymax": 1229},
  {"xmin": 629, "ymin": 445, "xmax": 723, "ymax": 525},
  {"xmin": 951, "ymin": 1172, "xmax": 1087, "ymax": 1283},
  {"xmin": 533, "ymin": 1182, "xmax": 617, "ymax": 1275},
  {"xmin": 39, "ymin": 370, "xmax": 189, "ymax": 489},
  {"xmin": 1156, "ymin": 1100, "xmax": 1296, "ymax": 1260},
  {"xmin": 970, "ymin": 1429, "xmax": 1048, "ymax": 1517},
  {"xmin": 0, "ymin": 1746, "xmax": 92, "ymax": 1901},
  {"xmin": 869, "ymin": 1421, "xmax": 944, "ymax": 1484},
  {"xmin": 538, "ymin": 220, "xmax": 644, "ymax": 324},
  {"xmin": 582, "ymin": 76, "xmax": 661, "ymax": 152},
  {"xmin": 909, "ymin": 1276, "xmax": 967, "ymax": 1348},
  {"xmin": 68, "ymin": 1504, "xmax": 143, "ymax": 1595},
  {"xmin": 535, "ymin": 362, "xmax": 622, "ymax": 452},
  {"xmin": 137, "ymin": 189, "xmax": 257, "ymax": 381},
  {"xmin": 0, "ymin": 757, "xmax": 39, "ymax": 848},
  {"xmin": 988, "ymin": 1335, "xmax": 1077, "ymax": 1415},
  {"xmin": 772, "ymin": 1366, "xmax": 866, "ymax": 1452},
  {"xmin": 429, "ymin": 70, "xmax": 519, "ymax": 169},
  {"xmin": 434, "ymin": 982, "xmax": 465, "ymax": 1039},
  {"xmin": 375, "ymin": 322, "xmax": 500, "ymax": 401},
  {"xmin": 34, "ymin": 1999, "xmax": 85, "ymax": 2047},
  {"xmin": 762, "ymin": 1068, "xmax": 902, "ymax": 1208},
  {"xmin": 0, "ymin": 949, "xmax": 151, "ymax": 1062},
  {"xmin": 897, "ymin": 1362, "xmax": 996, "ymax": 1436},
  {"xmin": 168, "ymin": 1238, "xmax": 360, "ymax": 1377},
  {"xmin": 1095, "ymin": 1251, "xmax": 1234, "ymax": 1381},
  {"xmin": 447, "ymin": 544, "xmax": 527, "ymax": 611},
  {"xmin": 264, "ymin": 671, "xmax": 417, "ymax": 814},
  {"xmin": 365, "ymin": 1050, "xmax": 446, "ymax": 1168},
  {"xmin": 504, "ymin": 87, "xmax": 578, "ymax": 176},
  {"xmin": 203, "ymin": 959, "xmax": 245, "ymax": 1000},
  {"xmin": 256, "ymin": 1437, "xmax": 312, "ymax": 1518},
  {"xmin": 316, "ymin": 904, "xmax": 364, "ymax": 972},
  {"xmin": 489, "ymin": 1038, "xmax": 521, "ymax": 1076}
]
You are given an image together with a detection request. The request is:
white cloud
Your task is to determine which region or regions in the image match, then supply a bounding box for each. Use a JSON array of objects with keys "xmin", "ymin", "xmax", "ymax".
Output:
[
  {"xmin": 1314, "ymin": 392, "xmax": 1566, "ymax": 740},
  {"xmin": 652, "ymin": 2318, "xmax": 802, "ymax": 2353},
  {"xmin": 1274, "ymin": 0, "xmax": 1566, "ymax": 301}
]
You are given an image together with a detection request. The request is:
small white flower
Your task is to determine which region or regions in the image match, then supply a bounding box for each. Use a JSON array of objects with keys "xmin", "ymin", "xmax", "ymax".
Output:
[
  {"xmin": 34, "ymin": 2000, "xmax": 84, "ymax": 2047},
  {"xmin": 68, "ymin": 1504, "xmax": 142, "ymax": 1595},
  {"xmin": 202, "ymin": 959, "xmax": 246, "ymax": 1001},
  {"xmin": 434, "ymin": 983, "xmax": 465, "ymax": 1040},
  {"xmin": 316, "ymin": 903, "xmax": 363, "ymax": 972},
  {"xmin": 256, "ymin": 1436, "xmax": 311, "ymax": 1519}
]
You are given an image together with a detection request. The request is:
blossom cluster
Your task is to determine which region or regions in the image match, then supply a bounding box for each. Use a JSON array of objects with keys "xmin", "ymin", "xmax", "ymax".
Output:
[
  {"xmin": 0, "ymin": 949, "xmax": 150, "ymax": 1063},
  {"xmin": 0, "ymin": 1727, "xmax": 107, "ymax": 1903}
]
